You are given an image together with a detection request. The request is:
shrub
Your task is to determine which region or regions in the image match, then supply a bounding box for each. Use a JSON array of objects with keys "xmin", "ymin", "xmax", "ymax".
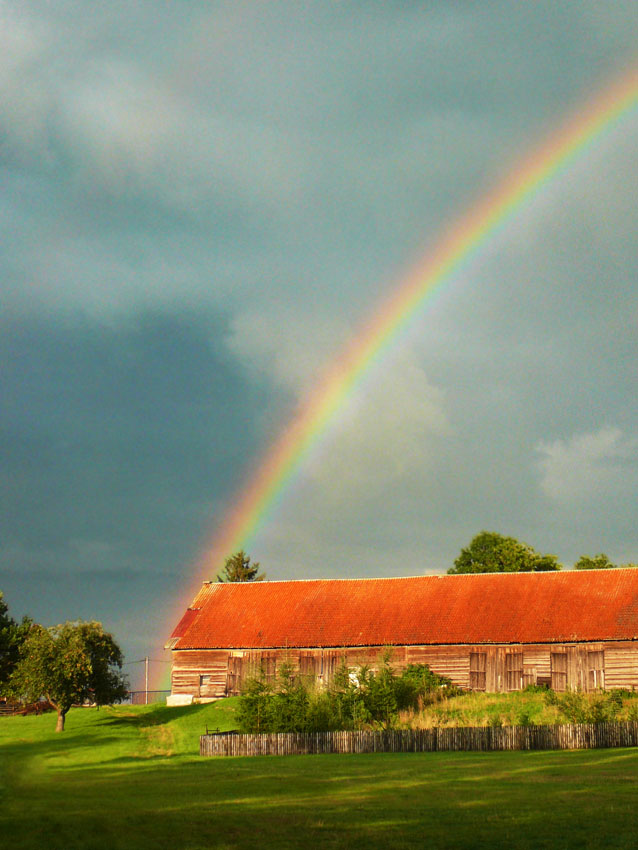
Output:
[
  {"xmin": 516, "ymin": 709, "xmax": 534, "ymax": 727},
  {"xmin": 237, "ymin": 654, "xmax": 459, "ymax": 733},
  {"xmin": 522, "ymin": 683, "xmax": 551, "ymax": 694},
  {"xmin": 543, "ymin": 689, "xmax": 559, "ymax": 707},
  {"xmin": 236, "ymin": 675, "xmax": 275, "ymax": 733},
  {"xmin": 551, "ymin": 690, "xmax": 623, "ymax": 724}
]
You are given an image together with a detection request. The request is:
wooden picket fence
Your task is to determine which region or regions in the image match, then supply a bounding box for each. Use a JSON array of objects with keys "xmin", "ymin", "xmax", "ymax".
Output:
[{"xmin": 200, "ymin": 721, "xmax": 638, "ymax": 757}]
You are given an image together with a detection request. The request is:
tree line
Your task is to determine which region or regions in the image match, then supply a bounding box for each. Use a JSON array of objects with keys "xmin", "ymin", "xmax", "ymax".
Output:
[
  {"xmin": 446, "ymin": 531, "xmax": 634, "ymax": 574},
  {"xmin": 221, "ymin": 539, "xmax": 635, "ymax": 584}
]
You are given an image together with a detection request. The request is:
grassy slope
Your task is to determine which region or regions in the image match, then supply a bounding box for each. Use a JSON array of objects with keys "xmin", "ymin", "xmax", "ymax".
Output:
[
  {"xmin": 2, "ymin": 702, "xmax": 638, "ymax": 850},
  {"xmin": 405, "ymin": 688, "xmax": 638, "ymax": 727}
]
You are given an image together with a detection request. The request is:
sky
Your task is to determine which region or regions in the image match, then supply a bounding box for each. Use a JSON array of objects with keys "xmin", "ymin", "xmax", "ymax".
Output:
[{"xmin": 2, "ymin": 1, "xmax": 637, "ymax": 690}]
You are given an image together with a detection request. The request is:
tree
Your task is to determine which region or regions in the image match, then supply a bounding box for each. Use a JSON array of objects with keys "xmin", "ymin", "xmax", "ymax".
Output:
[
  {"xmin": 7, "ymin": 621, "xmax": 128, "ymax": 731},
  {"xmin": 448, "ymin": 531, "xmax": 562, "ymax": 574},
  {"xmin": 217, "ymin": 550, "xmax": 266, "ymax": 583},
  {"xmin": 574, "ymin": 553, "xmax": 615, "ymax": 570},
  {"xmin": 0, "ymin": 591, "xmax": 32, "ymax": 692}
]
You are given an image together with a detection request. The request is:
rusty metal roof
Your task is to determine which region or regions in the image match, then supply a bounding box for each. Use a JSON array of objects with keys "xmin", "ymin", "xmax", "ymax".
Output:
[{"xmin": 170, "ymin": 569, "xmax": 638, "ymax": 649}]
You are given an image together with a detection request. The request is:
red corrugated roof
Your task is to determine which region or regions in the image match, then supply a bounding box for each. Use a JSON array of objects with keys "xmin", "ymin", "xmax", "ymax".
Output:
[{"xmin": 171, "ymin": 570, "xmax": 638, "ymax": 650}]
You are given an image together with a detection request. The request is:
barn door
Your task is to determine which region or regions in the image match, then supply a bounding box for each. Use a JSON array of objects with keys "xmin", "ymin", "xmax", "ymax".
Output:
[
  {"xmin": 298, "ymin": 651, "xmax": 317, "ymax": 680},
  {"xmin": 469, "ymin": 652, "xmax": 487, "ymax": 690},
  {"xmin": 550, "ymin": 652, "xmax": 567, "ymax": 692},
  {"xmin": 321, "ymin": 651, "xmax": 343, "ymax": 683},
  {"xmin": 505, "ymin": 652, "xmax": 524, "ymax": 691},
  {"xmin": 587, "ymin": 650, "xmax": 604, "ymax": 691},
  {"xmin": 226, "ymin": 655, "xmax": 243, "ymax": 696}
]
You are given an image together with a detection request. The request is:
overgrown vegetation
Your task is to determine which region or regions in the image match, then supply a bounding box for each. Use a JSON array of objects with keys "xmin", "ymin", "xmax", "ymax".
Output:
[
  {"xmin": 400, "ymin": 685, "xmax": 638, "ymax": 729},
  {"xmin": 545, "ymin": 688, "xmax": 638, "ymax": 724},
  {"xmin": 238, "ymin": 649, "xmax": 638, "ymax": 733},
  {"xmin": 237, "ymin": 654, "xmax": 458, "ymax": 733}
]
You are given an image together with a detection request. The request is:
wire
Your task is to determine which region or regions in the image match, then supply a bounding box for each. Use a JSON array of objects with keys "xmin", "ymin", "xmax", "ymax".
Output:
[{"xmin": 123, "ymin": 657, "xmax": 172, "ymax": 666}]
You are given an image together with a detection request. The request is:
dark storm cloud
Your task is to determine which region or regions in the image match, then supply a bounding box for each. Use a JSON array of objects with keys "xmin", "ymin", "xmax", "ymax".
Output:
[
  {"xmin": 2, "ymin": 1, "xmax": 637, "ymax": 677},
  {"xmin": 0, "ymin": 311, "xmax": 284, "ymax": 664}
]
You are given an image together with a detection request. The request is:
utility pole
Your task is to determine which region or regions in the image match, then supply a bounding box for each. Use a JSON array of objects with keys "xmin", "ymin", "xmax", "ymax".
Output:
[{"xmin": 145, "ymin": 656, "xmax": 149, "ymax": 705}]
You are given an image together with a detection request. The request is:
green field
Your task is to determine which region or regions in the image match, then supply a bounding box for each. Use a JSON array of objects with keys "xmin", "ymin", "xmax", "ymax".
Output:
[{"xmin": 2, "ymin": 701, "xmax": 638, "ymax": 850}]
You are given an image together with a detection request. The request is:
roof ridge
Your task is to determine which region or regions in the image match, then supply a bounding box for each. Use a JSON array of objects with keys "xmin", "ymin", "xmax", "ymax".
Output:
[{"xmin": 201, "ymin": 568, "xmax": 636, "ymax": 587}]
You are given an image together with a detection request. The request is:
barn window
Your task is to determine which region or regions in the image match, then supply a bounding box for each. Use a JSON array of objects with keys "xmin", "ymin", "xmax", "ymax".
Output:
[
  {"xmin": 550, "ymin": 652, "xmax": 567, "ymax": 692},
  {"xmin": 505, "ymin": 652, "xmax": 524, "ymax": 691},
  {"xmin": 469, "ymin": 652, "xmax": 487, "ymax": 690},
  {"xmin": 199, "ymin": 674, "xmax": 212, "ymax": 695},
  {"xmin": 588, "ymin": 650, "xmax": 604, "ymax": 690}
]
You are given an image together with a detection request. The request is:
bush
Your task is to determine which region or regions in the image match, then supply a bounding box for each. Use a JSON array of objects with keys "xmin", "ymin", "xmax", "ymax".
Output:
[
  {"xmin": 543, "ymin": 689, "xmax": 559, "ymax": 707},
  {"xmin": 522, "ymin": 683, "xmax": 551, "ymax": 694},
  {"xmin": 237, "ymin": 654, "xmax": 458, "ymax": 733},
  {"xmin": 551, "ymin": 690, "xmax": 623, "ymax": 724},
  {"xmin": 236, "ymin": 664, "xmax": 312, "ymax": 733},
  {"xmin": 516, "ymin": 709, "xmax": 533, "ymax": 727}
]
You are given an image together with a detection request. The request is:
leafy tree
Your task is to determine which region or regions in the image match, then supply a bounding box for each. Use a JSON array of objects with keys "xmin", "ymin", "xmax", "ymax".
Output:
[
  {"xmin": 574, "ymin": 553, "xmax": 615, "ymax": 570},
  {"xmin": 448, "ymin": 531, "xmax": 561, "ymax": 574},
  {"xmin": 0, "ymin": 591, "xmax": 32, "ymax": 692},
  {"xmin": 7, "ymin": 621, "xmax": 128, "ymax": 731},
  {"xmin": 217, "ymin": 550, "xmax": 266, "ymax": 583}
]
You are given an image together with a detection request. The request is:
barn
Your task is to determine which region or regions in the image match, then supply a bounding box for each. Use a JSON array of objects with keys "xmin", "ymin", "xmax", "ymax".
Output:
[{"xmin": 166, "ymin": 569, "xmax": 638, "ymax": 704}]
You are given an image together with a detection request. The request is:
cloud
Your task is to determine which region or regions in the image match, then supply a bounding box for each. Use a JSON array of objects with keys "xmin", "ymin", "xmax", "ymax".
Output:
[
  {"xmin": 226, "ymin": 303, "xmax": 449, "ymax": 498},
  {"xmin": 2, "ymin": 0, "xmax": 638, "ymax": 668},
  {"xmin": 536, "ymin": 426, "xmax": 638, "ymax": 504},
  {"xmin": 226, "ymin": 309, "xmax": 351, "ymax": 394},
  {"xmin": 308, "ymin": 352, "xmax": 449, "ymax": 498}
]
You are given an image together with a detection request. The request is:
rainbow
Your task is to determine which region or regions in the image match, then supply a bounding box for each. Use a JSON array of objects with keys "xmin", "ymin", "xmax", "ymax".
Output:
[{"xmin": 194, "ymin": 68, "xmax": 638, "ymax": 593}]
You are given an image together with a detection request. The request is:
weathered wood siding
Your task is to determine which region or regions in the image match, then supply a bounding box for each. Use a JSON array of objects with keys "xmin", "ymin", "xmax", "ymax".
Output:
[
  {"xmin": 604, "ymin": 642, "xmax": 638, "ymax": 689},
  {"xmin": 201, "ymin": 722, "xmax": 638, "ymax": 756},
  {"xmin": 171, "ymin": 649, "xmax": 230, "ymax": 698},
  {"xmin": 170, "ymin": 641, "xmax": 638, "ymax": 699}
]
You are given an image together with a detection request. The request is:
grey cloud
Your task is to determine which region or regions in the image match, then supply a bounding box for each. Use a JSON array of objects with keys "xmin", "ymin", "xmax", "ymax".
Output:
[{"xmin": 2, "ymin": 0, "xmax": 637, "ymax": 676}]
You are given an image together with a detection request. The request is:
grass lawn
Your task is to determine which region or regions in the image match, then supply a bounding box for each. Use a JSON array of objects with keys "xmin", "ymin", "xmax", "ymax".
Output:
[{"xmin": 2, "ymin": 702, "xmax": 637, "ymax": 850}]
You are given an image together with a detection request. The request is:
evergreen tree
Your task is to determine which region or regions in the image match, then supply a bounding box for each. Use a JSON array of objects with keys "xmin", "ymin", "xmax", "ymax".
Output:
[
  {"xmin": 0, "ymin": 591, "xmax": 32, "ymax": 692},
  {"xmin": 217, "ymin": 550, "xmax": 266, "ymax": 583}
]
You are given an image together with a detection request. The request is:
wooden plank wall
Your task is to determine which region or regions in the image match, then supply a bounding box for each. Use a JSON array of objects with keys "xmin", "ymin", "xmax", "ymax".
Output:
[
  {"xmin": 200, "ymin": 722, "xmax": 638, "ymax": 757},
  {"xmin": 171, "ymin": 641, "xmax": 638, "ymax": 698},
  {"xmin": 604, "ymin": 642, "xmax": 638, "ymax": 690},
  {"xmin": 171, "ymin": 649, "xmax": 230, "ymax": 698}
]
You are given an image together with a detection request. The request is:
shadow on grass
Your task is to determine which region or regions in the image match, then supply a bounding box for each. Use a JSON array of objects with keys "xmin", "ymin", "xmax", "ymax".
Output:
[
  {"xmin": 0, "ymin": 733, "xmax": 123, "ymax": 765},
  {"xmin": 3, "ymin": 750, "xmax": 638, "ymax": 850},
  {"xmin": 102, "ymin": 703, "xmax": 212, "ymax": 727}
]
